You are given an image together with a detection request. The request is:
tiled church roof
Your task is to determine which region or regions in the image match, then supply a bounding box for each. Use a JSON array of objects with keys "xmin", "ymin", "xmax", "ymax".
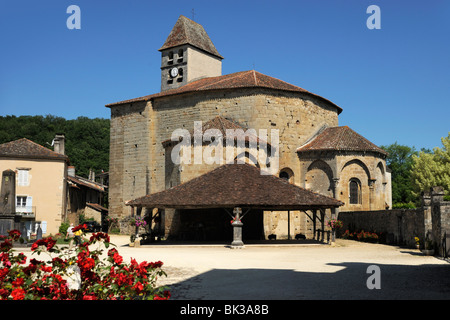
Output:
[
  {"xmin": 106, "ymin": 70, "xmax": 342, "ymax": 114},
  {"xmin": 0, "ymin": 138, "xmax": 69, "ymax": 161},
  {"xmin": 159, "ymin": 15, "xmax": 223, "ymax": 59},
  {"xmin": 297, "ymin": 126, "xmax": 387, "ymax": 156},
  {"xmin": 127, "ymin": 163, "xmax": 343, "ymax": 210}
]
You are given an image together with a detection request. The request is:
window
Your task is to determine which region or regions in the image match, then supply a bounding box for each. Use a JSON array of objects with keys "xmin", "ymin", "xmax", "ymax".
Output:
[
  {"xmin": 279, "ymin": 171, "xmax": 290, "ymax": 180},
  {"xmin": 16, "ymin": 196, "xmax": 32, "ymax": 213},
  {"xmin": 16, "ymin": 196, "xmax": 27, "ymax": 208},
  {"xmin": 177, "ymin": 68, "xmax": 183, "ymax": 82},
  {"xmin": 168, "ymin": 51, "xmax": 174, "ymax": 65},
  {"xmin": 18, "ymin": 169, "xmax": 29, "ymax": 186},
  {"xmin": 177, "ymin": 49, "xmax": 184, "ymax": 62},
  {"xmin": 349, "ymin": 178, "xmax": 361, "ymax": 204},
  {"xmin": 279, "ymin": 168, "xmax": 294, "ymax": 182}
]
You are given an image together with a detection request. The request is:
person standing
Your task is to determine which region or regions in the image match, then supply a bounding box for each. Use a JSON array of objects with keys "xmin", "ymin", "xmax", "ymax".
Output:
[
  {"xmin": 74, "ymin": 227, "xmax": 82, "ymax": 246},
  {"xmin": 66, "ymin": 223, "xmax": 74, "ymax": 249}
]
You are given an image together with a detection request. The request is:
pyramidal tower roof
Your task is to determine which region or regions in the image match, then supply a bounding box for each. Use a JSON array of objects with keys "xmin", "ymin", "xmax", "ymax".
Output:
[{"xmin": 159, "ymin": 15, "xmax": 223, "ymax": 59}]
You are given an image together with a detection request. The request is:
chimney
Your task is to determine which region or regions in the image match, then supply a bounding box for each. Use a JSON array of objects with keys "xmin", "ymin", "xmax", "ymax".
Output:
[
  {"xmin": 89, "ymin": 169, "xmax": 95, "ymax": 181},
  {"xmin": 53, "ymin": 134, "xmax": 65, "ymax": 155},
  {"xmin": 68, "ymin": 166, "xmax": 76, "ymax": 177}
]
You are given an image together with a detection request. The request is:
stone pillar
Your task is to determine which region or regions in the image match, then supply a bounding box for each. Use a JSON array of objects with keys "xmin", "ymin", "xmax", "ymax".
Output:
[
  {"xmin": 1, "ymin": 170, "xmax": 16, "ymax": 215},
  {"xmin": 421, "ymin": 190, "xmax": 432, "ymax": 246},
  {"xmin": 430, "ymin": 186, "xmax": 449, "ymax": 256},
  {"xmin": 0, "ymin": 170, "xmax": 17, "ymax": 237},
  {"xmin": 231, "ymin": 207, "xmax": 244, "ymax": 248},
  {"xmin": 369, "ymin": 179, "xmax": 376, "ymax": 211}
]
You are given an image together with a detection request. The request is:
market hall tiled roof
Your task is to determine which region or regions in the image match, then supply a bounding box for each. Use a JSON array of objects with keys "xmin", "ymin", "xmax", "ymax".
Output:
[
  {"xmin": 159, "ymin": 15, "xmax": 223, "ymax": 59},
  {"xmin": 0, "ymin": 138, "xmax": 69, "ymax": 161},
  {"xmin": 127, "ymin": 163, "xmax": 343, "ymax": 210},
  {"xmin": 296, "ymin": 126, "xmax": 387, "ymax": 156},
  {"xmin": 105, "ymin": 70, "xmax": 343, "ymax": 114}
]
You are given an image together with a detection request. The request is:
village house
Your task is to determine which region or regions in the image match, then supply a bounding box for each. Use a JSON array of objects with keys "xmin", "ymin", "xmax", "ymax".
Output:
[
  {"xmin": 0, "ymin": 135, "xmax": 108, "ymax": 238},
  {"xmin": 0, "ymin": 135, "xmax": 68, "ymax": 237},
  {"xmin": 66, "ymin": 166, "xmax": 108, "ymax": 230}
]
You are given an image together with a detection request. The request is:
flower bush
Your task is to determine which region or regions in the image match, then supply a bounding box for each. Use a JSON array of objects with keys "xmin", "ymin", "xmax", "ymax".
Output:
[
  {"xmin": 230, "ymin": 217, "xmax": 242, "ymax": 224},
  {"xmin": 341, "ymin": 229, "xmax": 380, "ymax": 243},
  {"xmin": 326, "ymin": 219, "xmax": 343, "ymax": 230},
  {"xmin": 130, "ymin": 216, "xmax": 147, "ymax": 228},
  {"xmin": 0, "ymin": 227, "xmax": 170, "ymax": 300}
]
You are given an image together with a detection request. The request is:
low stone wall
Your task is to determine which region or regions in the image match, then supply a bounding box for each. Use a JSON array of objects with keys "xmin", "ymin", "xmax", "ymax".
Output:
[
  {"xmin": 338, "ymin": 209, "xmax": 425, "ymax": 248},
  {"xmin": 338, "ymin": 187, "xmax": 450, "ymax": 256}
]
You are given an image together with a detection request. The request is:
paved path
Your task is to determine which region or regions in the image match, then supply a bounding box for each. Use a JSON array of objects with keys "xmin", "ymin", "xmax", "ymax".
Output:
[{"xmin": 108, "ymin": 236, "xmax": 450, "ymax": 300}]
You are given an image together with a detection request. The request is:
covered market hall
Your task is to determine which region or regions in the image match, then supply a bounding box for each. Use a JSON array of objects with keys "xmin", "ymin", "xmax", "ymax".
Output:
[{"xmin": 126, "ymin": 163, "xmax": 344, "ymax": 247}]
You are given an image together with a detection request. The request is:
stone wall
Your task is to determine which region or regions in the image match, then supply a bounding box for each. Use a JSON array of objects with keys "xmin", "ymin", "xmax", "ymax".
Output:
[
  {"xmin": 338, "ymin": 208, "xmax": 425, "ymax": 247},
  {"xmin": 338, "ymin": 186, "xmax": 450, "ymax": 256},
  {"xmin": 109, "ymin": 101, "xmax": 152, "ymax": 220}
]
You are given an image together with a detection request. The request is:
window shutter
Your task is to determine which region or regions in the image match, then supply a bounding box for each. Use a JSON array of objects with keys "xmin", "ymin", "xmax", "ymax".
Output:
[
  {"xmin": 26, "ymin": 196, "xmax": 33, "ymax": 213},
  {"xmin": 41, "ymin": 221, "xmax": 47, "ymax": 234}
]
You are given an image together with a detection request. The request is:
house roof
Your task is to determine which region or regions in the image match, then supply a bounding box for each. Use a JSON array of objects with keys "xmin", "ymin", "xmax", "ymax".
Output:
[
  {"xmin": 0, "ymin": 138, "xmax": 69, "ymax": 161},
  {"xmin": 105, "ymin": 70, "xmax": 342, "ymax": 114},
  {"xmin": 296, "ymin": 126, "xmax": 387, "ymax": 156},
  {"xmin": 159, "ymin": 15, "xmax": 223, "ymax": 59},
  {"xmin": 127, "ymin": 163, "xmax": 343, "ymax": 210},
  {"xmin": 68, "ymin": 175, "xmax": 106, "ymax": 192},
  {"xmin": 86, "ymin": 202, "xmax": 108, "ymax": 212},
  {"xmin": 161, "ymin": 115, "xmax": 271, "ymax": 147}
]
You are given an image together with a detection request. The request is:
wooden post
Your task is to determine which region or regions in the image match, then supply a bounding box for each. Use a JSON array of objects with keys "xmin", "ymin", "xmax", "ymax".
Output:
[
  {"xmin": 287, "ymin": 210, "xmax": 291, "ymax": 240},
  {"xmin": 312, "ymin": 210, "xmax": 317, "ymax": 240}
]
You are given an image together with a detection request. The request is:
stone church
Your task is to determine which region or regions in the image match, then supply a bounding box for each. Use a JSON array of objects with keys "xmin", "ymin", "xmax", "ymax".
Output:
[{"xmin": 106, "ymin": 15, "xmax": 391, "ymax": 241}]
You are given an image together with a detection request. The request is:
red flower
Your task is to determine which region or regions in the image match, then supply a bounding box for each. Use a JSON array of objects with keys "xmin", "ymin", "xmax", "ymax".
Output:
[
  {"xmin": 72, "ymin": 224, "xmax": 87, "ymax": 232},
  {"xmin": 31, "ymin": 237, "xmax": 57, "ymax": 252},
  {"xmin": 132, "ymin": 281, "xmax": 144, "ymax": 294},
  {"xmin": 0, "ymin": 288, "xmax": 9, "ymax": 300},
  {"xmin": 0, "ymin": 253, "xmax": 11, "ymax": 268},
  {"xmin": 0, "ymin": 239, "xmax": 12, "ymax": 252},
  {"xmin": 108, "ymin": 248, "xmax": 123, "ymax": 265},
  {"xmin": 149, "ymin": 261, "xmax": 163, "ymax": 269},
  {"xmin": 8, "ymin": 230, "xmax": 21, "ymax": 241},
  {"xmin": 0, "ymin": 268, "xmax": 9, "ymax": 281},
  {"xmin": 12, "ymin": 277, "xmax": 24, "ymax": 288},
  {"xmin": 11, "ymin": 288, "xmax": 25, "ymax": 300},
  {"xmin": 89, "ymin": 232, "xmax": 110, "ymax": 243}
]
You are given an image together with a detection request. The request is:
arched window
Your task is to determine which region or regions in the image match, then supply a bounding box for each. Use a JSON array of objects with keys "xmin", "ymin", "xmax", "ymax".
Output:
[
  {"xmin": 279, "ymin": 171, "xmax": 290, "ymax": 180},
  {"xmin": 349, "ymin": 178, "xmax": 361, "ymax": 204},
  {"xmin": 279, "ymin": 168, "xmax": 294, "ymax": 182}
]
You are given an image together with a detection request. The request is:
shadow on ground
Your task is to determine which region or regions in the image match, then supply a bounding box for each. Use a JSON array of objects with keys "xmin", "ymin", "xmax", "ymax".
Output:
[{"xmin": 168, "ymin": 261, "xmax": 450, "ymax": 300}]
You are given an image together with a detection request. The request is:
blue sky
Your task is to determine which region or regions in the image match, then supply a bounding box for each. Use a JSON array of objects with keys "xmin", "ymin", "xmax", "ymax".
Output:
[{"xmin": 0, "ymin": 0, "xmax": 449, "ymax": 151}]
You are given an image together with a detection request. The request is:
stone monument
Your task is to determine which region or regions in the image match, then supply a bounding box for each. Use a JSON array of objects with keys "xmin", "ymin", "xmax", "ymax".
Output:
[
  {"xmin": 0, "ymin": 170, "xmax": 17, "ymax": 236},
  {"xmin": 231, "ymin": 207, "xmax": 244, "ymax": 249}
]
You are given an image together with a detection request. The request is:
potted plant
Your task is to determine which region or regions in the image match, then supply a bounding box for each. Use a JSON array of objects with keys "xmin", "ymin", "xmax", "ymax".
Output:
[
  {"xmin": 327, "ymin": 219, "xmax": 343, "ymax": 244},
  {"xmin": 414, "ymin": 237, "xmax": 420, "ymax": 249}
]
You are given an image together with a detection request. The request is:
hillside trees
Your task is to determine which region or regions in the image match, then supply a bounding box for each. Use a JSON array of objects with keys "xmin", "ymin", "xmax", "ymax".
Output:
[
  {"xmin": 380, "ymin": 142, "xmax": 417, "ymax": 205},
  {"xmin": 0, "ymin": 115, "xmax": 109, "ymax": 178}
]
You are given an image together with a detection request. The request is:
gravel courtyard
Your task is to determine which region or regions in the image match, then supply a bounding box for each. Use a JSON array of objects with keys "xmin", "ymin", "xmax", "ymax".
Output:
[{"xmin": 110, "ymin": 236, "xmax": 450, "ymax": 300}]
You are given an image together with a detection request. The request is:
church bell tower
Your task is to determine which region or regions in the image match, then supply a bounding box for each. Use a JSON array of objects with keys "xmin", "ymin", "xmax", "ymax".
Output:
[{"xmin": 159, "ymin": 15, "xmax": 223, "ymax": 92}]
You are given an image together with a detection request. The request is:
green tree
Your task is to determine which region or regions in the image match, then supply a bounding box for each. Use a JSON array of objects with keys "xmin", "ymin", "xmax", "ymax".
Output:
[
  {"xmin": 411, "ymin": 133, "xmax": 450, "ymax": 196},
  {"xmin": 0, "ymin": 115, "xmax": 110, "ymax": 179},
  {"xmin": 381, "ymin": 142, "xmax": 418, "ymax": 205}
]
